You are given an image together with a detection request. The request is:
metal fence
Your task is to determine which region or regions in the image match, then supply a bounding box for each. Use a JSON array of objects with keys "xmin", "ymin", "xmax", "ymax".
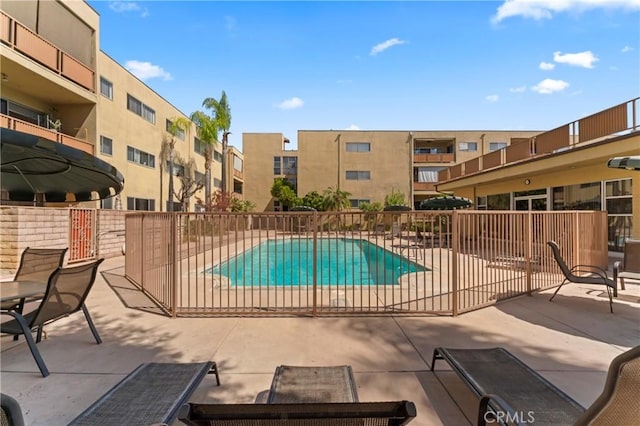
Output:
[{"xmin": 124, "ymin": 210, "xmax": 607, "ymax": 317}]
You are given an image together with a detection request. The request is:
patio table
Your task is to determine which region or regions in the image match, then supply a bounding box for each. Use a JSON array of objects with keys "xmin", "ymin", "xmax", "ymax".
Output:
[
  {"xmin": 0, "ymin": 280, "xmax": 47, "ymax": 305},
  {"xmin": 267, "ymin": 365, "xmax": 359, "ymax": 403}
]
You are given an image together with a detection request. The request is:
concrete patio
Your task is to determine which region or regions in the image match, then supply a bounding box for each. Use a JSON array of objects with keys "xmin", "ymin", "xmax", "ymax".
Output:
[{"xmin": 1, "ymin": 256, "xmax": 638, "ymax": 425}]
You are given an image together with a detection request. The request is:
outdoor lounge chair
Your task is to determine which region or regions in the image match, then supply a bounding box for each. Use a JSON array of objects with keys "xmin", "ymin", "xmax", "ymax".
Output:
[
  {"xmin": 432, "ymin": 345, "xmax": 640, "ymax": 426},
  {"xmin": 0, "ymin": 259, "xmax": 104, "ymax": 377},
  {"xmin": 613, "ymin": 238, "xmax": 640, "ymax": 291},
  {"xmin": 547, "ymin": 240, "xmax": 616, "ymax": 313},
  {"xmin": 1, "ymin": 393, "xmax": 25, "ymax": 426},
  {"xmin": 0, "ymin": 247, "xmax": 68, "ymax": 311},
  {"xmin": 178, "ymin": 401, "xmax": 417, "ymax": 425}
]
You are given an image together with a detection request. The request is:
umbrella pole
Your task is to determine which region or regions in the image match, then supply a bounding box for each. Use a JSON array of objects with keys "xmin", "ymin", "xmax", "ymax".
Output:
[{"xmin": 11, "ymin": 165, "xmax": 38, "ymax": 206}]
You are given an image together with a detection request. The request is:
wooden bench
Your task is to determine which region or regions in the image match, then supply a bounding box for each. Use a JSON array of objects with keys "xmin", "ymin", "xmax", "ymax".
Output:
[
  {"xmin": 69, "ymin": 361, "xmax": 219, "ymax": 425},
  {"xmin": 431, "ymin": 348, "xmax": 585, "ymax": 425}
]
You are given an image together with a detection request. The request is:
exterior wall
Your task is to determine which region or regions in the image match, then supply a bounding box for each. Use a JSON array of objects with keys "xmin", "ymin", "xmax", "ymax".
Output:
[
  {"xmin": 298, "ymin": 131, "xmax": 412, "ymax": 206},
  {"xmin": 243, "ymin": 133, "xmax": 292, "ymax": 211},
  {"xmin": 96, "ymin": 52, "xmax": 210, "ymax": 212},
  {"xmin": 0, "ymin": 207, "xmax": 126, "ymax": 275}
]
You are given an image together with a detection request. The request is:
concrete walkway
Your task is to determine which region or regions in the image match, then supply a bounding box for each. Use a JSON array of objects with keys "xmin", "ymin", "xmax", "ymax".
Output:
[{"xmin": 1, "ymin": 256, "xmax": 638, "ymax": 425}]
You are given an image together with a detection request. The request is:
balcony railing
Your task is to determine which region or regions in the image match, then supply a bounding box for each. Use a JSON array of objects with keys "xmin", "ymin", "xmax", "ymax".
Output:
[
  {"xmin": 413, "ymin": 153, "xmax": 454, "ymax": 163},
  {"xmin": 439, "ymin": 97, "xmax": 639, "ymax": 182},
  {"xmin": 0, "ymin": 11, "xmax": 95, "ymax": 92},
  {"xmin": 1, "ymin": 113, "xmax": 94, "ymax": 155},
  {"xmin": 413, "ymin": 182, "xmax": 437, "ymax": 191}
]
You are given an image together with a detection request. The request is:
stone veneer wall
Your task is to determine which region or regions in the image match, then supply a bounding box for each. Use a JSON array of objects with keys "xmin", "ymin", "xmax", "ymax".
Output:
[{"xmin": 0, "ymin": 206, "xmax": 126, "ymax": 275}]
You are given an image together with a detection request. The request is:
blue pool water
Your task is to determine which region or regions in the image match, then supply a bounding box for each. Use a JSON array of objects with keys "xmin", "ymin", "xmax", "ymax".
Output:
[{"xmin": 208, "ymin": 238, "xmax": 427, "ymax": 286}]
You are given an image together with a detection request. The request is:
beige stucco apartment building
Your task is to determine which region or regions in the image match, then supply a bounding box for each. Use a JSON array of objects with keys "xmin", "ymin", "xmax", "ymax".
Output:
[
  {"xmin": 0, "ymin": 0, "xmax": 240, "ymax": 212},
  {"xmin": 243, "ymin": 130, "xmax": 542, "ymax": 212}
]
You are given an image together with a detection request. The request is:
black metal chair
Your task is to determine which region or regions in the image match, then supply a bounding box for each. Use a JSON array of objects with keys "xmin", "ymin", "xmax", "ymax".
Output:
[
  {"xmin": 0, "ymin": 259, "xmax": 104, "ymax": 377},
  {"xmin": 547, "ymin": 241, "xmax": 616, "ymax": 313},
  {"xmin": 179, "ymin": 401, "xmax": 417, "ymax": 425},
  {"xmin": 1, "ymin": 393, "xmax": 25, "ymax": 426},
  {"xmin": 1, "ymin": 247, "xmax": 68, "ymax": 311}
]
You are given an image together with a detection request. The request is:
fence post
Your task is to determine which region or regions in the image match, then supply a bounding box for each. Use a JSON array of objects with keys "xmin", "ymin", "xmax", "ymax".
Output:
[
  {"xmin": 451, "ymin": 211, "xmax": 458, "ymax": 316},
  {"xmin": 525, "ymin": 211, "xmax": 532, "ymax": 295},
  {"xmin": 171, "ymin": 213, "xmax": 178, "ymax": 318},
  {"xmin": 312, "ymin": 211, "xmax": 318, "ymax": 317}
]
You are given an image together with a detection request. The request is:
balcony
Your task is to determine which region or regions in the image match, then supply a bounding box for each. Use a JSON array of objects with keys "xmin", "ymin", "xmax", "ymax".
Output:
[
  {"xmin": 0, "ymin": 11, "xmax": 95, "ymax": 92},
  {"xmin": 413, "ymin": 153, "xmax": 454, "ymax": 163},
  {"xmin": 413, "ymin": 182, "xmax": 437, "ymax": 191},
  {"xmin": 1, "ymin": 113, "xmax": 94, "ymax": 155}
]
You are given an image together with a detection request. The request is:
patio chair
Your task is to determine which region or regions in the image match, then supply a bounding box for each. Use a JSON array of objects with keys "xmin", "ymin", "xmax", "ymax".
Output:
[
  {"xmin": 547, "ymin": 241, "xmax": 616, "ymax": 313},
  {"xmin": 0, "ymin": 259, "xmax": 104, "ymax": 377},
  {"xmin": 179, "ymin": 401, "xmax": 417, "ymax": 425},
  {"xmin": 613, "ymin": 238, "xmax": 640, "ymax": 291},
  {"xmin": 1, "ymin": 247, "xmax": 68, "ymax": 311},
  {"xmin": 1, "ymin": 393, "xmax": 25, "ymax": 426}
]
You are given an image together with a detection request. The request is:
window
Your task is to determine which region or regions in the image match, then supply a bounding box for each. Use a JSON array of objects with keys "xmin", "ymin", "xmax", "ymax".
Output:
[
  {"xmin": 195, "ymin": 171, "xmax": 206, "ymax": 185},
  {"xmin": 127, "ymin": 197, "xmax": 155, "ymax": 211},
  {"xmin": 273, "ymin": 156, "xmax": 281, "ymax": 174},
  {"xmin": 127, "ymin": 146, "xmax": 155, "ymax": 168},
  {"xmin": 552, "ymin": 182, "xmax": 601, "ymax": 210},
  {"xmin": 127, "ymin": 94, "xmax": 155, "ymax": 124},
  {"xmin": 233, "ymin": 155, "xmax": 243, "ymax": 172},
  {"xmin": 101, "ymin": 197, "xmax": 113, "ymax": 209},
  {"xmin": 166, "ymin": 119, "xmax": 185, "ymax": 140},
  {"xmin": 476, "ymin": 196, "xmax": 487, "ymax": 210},
  {"xmin": 100, "ymin": 136, "xmax": 113, "ymax": 156},
  {"xmin": 165, "ymin": 160, "xmax": 185, "ymax": 176},
  {"xmin": 346, "ymin": 142, "xmax": 370, "ymax": 152},
  {"xmin": 346, "ymin": 171, "xmax": 371, "ymax": 180},
  {"xmin": 194, "ymin": 137, "xmax": 207, "ymax": 155},
  {"xmin": 283, "ymin": 156, "xmax": 297, "ymax": 174},
  {"xmin": 213, "ymin": 150, "xmax": 223, "ymax": 162},
  {"xmin": 489, "ymin": 142, "xmax": 507, "ymax": 151},
  {"xmin": 605, "ymin": 178, "xmax": 633, "ymax": 251},
  {"xmin": 414, "ymin": 167, "xmax": 444, "ymax": 183},
  {"xmin": 350, "ymin": 199, "xmax": 370, "ymax": 208},
  {"xmin": 214, "ymin": 178, "xmax": 222, "ymax": 188},
  {"xmin": 458, "ymin": 142, "xmax": 478, "ymax": 152},
  {"xmin": 100, "ymin": 77, "xmax": 113, "ymax": 100},
  {"xmin": 486, "ymin": 193, "xmax": 510, "ymax": 210}
]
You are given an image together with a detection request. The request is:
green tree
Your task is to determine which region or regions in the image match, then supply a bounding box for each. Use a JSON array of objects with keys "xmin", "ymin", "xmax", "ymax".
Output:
[
  {"xmin": 202, "ymin": 91, "xmax": 232, "ymax": 192},
  {"xmin": 161, "ymin": 117, "xmax": 192, "ymax": 211},
  {"xmin": 301, "ymin": 191, "xmax": 326, "ymax": 211},
  {"xmin": 270, "ymin": 178, "xmax": 299, "ymax": 210},
  {"xmin": 384, "ymin": 189, "xmax": 408, "ymax": 207},
  {"xmin": 190, "ymin": 110, "xmax": 219, "ymax": 209},
  {"xmin": 322, "ymin": 186, "xmax": 351, "ymax": 211}
]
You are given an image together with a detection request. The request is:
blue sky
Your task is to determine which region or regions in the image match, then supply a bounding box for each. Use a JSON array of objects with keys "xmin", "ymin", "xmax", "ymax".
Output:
[{"xmin": 87, "ymin": 0, "xmax": 640, "ymax": 149}]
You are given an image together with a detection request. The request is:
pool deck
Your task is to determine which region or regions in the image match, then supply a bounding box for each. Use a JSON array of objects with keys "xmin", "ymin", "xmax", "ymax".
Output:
[{"xmin": 1, "ymin": 255, "xmax": 639, "ymax": 425}]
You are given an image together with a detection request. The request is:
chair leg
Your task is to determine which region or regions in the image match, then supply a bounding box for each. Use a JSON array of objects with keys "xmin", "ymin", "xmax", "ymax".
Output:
[
  {"xmin": 82, "ymin": 304, "xmax": 102, "ymax": 344},
  {"xmin": 7, "ymin": 312, "xmax": 49, "ymax": 377},
  {"xmin": 607, "ymin": 287, "xmax": 613, "ymax": 314},
  {"xmin": 549, "ymin": 280, "xmax": 567, "ymax": 302},
  {"xmin": 620, "ymin": 277, "xmax": 626, "ymax": 291},
  {"xmin": 36, "ymin": 325, "xmax": 43, "ymax": 343}
]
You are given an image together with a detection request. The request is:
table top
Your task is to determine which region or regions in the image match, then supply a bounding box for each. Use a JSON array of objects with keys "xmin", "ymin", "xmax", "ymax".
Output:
[
  {"xmin": 267, "ymin": 365, "xmax": 359, "ymax": 403},
  {"xmin": 0, "ymin": 280, "xmax": 47, "ymax": 303}
]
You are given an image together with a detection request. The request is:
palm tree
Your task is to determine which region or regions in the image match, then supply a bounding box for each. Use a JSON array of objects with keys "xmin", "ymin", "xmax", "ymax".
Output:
[
  {"xmin": 162, "ymin": 117, "xmax": 191, "ymax": 212},
  {"xmin": 323, "ymin": 186, "xmax": 351, "ymax": 211},
  {"xmin": 190, "ymin": 110, "xmax": 219, "ymax": 209},
  {"xmin": 202, "ymin": 91, "xmax": 231, "ymax": 193},
  {"xmin": 191, "ymin": 91, "xmax": 231, "ymax": 209}
]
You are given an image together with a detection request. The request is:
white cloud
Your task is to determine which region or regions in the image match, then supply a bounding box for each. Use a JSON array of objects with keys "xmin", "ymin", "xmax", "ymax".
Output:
[
  {"xmin": 370, "ymin": 38, "xmax": 407, "ymax": 56},
  {"xmin": 485, "ymin": 94, "xmax": 500, "ymax": 102},
  {"xmin": 509, "ymin": 86, "xmax": 527, "ymax": 93},
  {"xmin": 553, "ymin": 51, "xmax": 599, "ymax": 68},
  {"xmin": 621, "ymin": 45, "xmax": 634, "ymax": 52},
  {"xmin": 345, "ymin": 124, "xmax": 360, "ymax": 130},
  {"xmin": 492, "ymin": 0, "xmax": 640, "ymax": 24},
  {"xmin": 531, "ymin": 78, "xmax": 570, "ymax": 94},
  {"xmin": 276, "ymin": 97, "xmax": 304, "ymax": 110},
  {"xmin": 539, "ymin": 61, "xmax": 555, "ymax": 70},
  {"xmin": 109, "ymin": 1, "xmax": 148, "ymax": 17},
  {"xmin": 125, "ymin": 60, "xmax": 172, "ymax": 81}
]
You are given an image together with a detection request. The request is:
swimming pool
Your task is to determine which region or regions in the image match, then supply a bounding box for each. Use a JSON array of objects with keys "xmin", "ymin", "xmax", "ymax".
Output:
[{"xmin": 208, "ymin": 238, "xmax": 427, "ymax": 286}]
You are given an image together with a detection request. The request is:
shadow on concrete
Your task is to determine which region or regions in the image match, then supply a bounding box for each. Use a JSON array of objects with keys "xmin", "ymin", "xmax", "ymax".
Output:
[{"xmin": 100, "ymin": 268, "xmax": 168, "ymax": 317}]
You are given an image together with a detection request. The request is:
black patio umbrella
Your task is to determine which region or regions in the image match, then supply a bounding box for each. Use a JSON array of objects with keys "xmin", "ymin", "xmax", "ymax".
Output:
[
  {"xmin": 1, "ymin": 128, "xmax": 124, "ymax": 203},
  {"xmin": 383, "ymin": 205, "xmax": 412, "ymax": 211},
  {"xmin": 418, "ymin": 195, "xmax": 473, "ymax": 210},
  {"xmin": 607, "ymin": 156, "xmax": 640, "ymax": 171}
]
